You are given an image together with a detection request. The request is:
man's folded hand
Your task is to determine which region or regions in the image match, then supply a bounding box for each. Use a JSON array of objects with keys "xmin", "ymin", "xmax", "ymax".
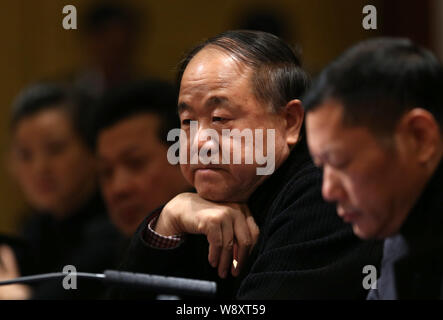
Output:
[{"xmin": 154, "ymin": 192, "xmax": 259, "ymax": 279}]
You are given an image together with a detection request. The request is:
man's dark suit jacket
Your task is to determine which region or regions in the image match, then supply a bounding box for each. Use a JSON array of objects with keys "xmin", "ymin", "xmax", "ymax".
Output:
[
  {"xmin": 112, "ymin": 138, "xmax": 382, "ymax": 299},
  {"xmin": 368, "ymin": 159, "xmax": 443, "ymax": 300}
]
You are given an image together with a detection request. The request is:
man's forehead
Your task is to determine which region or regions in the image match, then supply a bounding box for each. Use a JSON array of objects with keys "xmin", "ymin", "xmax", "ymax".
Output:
[
  {"xmin": 99, "ymin": 114, "xmax": 160, "ymax": 145},
  {"xmin": 307, "ymin": 103, "xmax": 384, "ymax": 157},
  {"xmin": 98, "ymin": 130, "xmax": 162, "ymax": 161},
  {"xmin": 307, "ymin": 100, "xmax": 345, "ymax": 127},
  {"xmin": 178, "ymin": 95, "xmax": 232, "ymax": 113},
  {"xmin": 178, "ymin": 50, "xmax": 255, "ymax": 111},
  {"xmin": 182, "ymin": 47, "xmax": 251, "ymax": 83},
  {"xmin": 306, "ymin": 102, "xmax": 350, "ymax": 152}
]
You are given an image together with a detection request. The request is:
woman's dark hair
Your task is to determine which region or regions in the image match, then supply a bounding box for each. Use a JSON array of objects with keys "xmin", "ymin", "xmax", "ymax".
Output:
[{"xmin": 11, "ymin": 82, "xmax": 95, "ymax": 150}]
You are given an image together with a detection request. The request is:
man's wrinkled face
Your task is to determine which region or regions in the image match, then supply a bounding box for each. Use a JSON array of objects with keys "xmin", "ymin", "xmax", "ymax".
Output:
[
  {"xmin": 306, "ymin": 100, "xmax": 418, "ymax": 239},
  {"xmin": 98, "ymin": 114, "xmax": 187, "ymax": 236},
  {"xmin": 178, "ymin": 47, "xmax": 290, "ymax": 203}
]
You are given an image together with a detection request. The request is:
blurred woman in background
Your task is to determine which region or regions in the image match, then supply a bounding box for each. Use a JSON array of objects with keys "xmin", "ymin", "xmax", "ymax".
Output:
[{"xmin": 0, "ymin": 83, "xmax": 121, "ymax": 299}]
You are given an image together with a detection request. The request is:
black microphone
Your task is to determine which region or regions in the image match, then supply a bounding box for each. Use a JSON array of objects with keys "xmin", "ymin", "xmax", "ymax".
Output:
[
  {"xmin": 0, "ymin": 270, "xmax": 217, "ymax": 298},
  {"xmin": 103, "ymin": 270, "xmax": 216, "ymax": 297}
]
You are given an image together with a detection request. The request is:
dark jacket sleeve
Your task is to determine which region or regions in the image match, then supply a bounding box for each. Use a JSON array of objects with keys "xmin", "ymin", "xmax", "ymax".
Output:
[{"xmin": 236, "ymin": 165, "xmax": 383, "ymax": 299}]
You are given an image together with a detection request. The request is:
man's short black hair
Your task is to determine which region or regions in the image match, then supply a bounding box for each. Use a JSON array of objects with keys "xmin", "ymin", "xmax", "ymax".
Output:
[
  {"xmin": 91, "ymin": 80, "xmax": 179, "ymax": 149},
  {"xmin": 303, "ymin": 37, "xmax": 443, "ymax": 135},
  {"xmin": 177, "ymin": 30, "xmax": 310, "ymax": 112},
  {"xmin": 11, "ymin": 82, "xmax": 95, "ymax": 149}
]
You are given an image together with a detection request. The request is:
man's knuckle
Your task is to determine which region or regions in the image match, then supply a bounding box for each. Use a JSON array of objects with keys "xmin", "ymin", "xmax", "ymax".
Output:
[
  {"xmin": 212, "ymin": 210, "xmax": 229, "ymax": 224},
  {"xmin": 224, "ymin": 240, "xmax": 234, "ymax": 251},
  {"xmin": 197, "ymin": 221, "xmax": 206, "ymax": 233},
  {"xmin": 241, "ymin": 239, "xmax": 252, "ymax": 247}
]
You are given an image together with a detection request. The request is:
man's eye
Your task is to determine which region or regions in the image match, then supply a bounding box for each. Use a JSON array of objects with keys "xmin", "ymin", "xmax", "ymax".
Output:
[
  {"xmin": 331, "ymin": 159, "xmax": 349, "ymax": 170},
  {"xmin": 16, "ymin": 148, "xmax": 32, "ymax": 162},
  {"xmin": 126, "ymin": 158, "xmax": 147, "ymax": 171},
  {"xmin": 212, "ymin": 116, "xmax": 228, "ymax": 123},
  {"xmin": 47, "ymin": 141, "xmax": 67, "ymax": 156}
]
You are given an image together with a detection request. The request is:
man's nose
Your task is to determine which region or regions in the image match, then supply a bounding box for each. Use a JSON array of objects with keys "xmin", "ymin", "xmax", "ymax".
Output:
[
  {"xmin": 109, "ymin": 169, "xmax": 133, "ymax": 198},
  {"xmin": 33, "ymin": 153, "xmax": 50, "ymax": 175},
  {"xmin": 321, "ymin": 166, "xmax": 346, "ymax": 203},
  {"xmin": 192, "ymin": 124, "xmax": 220, "ymax": 157}
]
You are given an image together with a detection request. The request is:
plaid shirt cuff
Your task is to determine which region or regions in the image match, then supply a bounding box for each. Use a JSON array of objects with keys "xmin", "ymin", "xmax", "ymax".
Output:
[{"xmin": 144, "ymin": 213, "xmax": 184, "ymax": 249}]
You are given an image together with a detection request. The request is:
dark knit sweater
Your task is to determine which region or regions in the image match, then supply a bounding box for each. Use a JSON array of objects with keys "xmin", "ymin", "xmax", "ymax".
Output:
[{"xmin": 112, "ymin": 139, "xmax": 382, "ymax": 299}]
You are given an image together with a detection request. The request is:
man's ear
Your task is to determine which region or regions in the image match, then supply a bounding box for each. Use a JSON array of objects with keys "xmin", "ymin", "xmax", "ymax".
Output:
[
  {"xmin": 397, "ymin": 108, "xmax": 442, "ymax": 165},
  {"xmin": 283, "ymin": 99, "xmax": 304, "ymax": 146}
]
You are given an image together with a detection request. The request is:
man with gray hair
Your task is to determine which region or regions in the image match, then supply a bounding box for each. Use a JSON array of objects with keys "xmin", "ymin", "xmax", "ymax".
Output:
[{"xmin": 112, "ymin": 30, "xmax": 381, "ymax": 299}]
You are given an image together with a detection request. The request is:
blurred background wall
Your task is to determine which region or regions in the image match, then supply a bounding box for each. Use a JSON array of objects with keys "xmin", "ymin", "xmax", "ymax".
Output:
[{"xmin": 0, "ymin": 0, "xmax": 439, "ymax": 234}]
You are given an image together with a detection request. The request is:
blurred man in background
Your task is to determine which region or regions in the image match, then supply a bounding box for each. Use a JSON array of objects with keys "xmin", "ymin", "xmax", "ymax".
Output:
[{"xmin": 92, "ymin": 80, "xmax": 192, "ymax": 238}]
